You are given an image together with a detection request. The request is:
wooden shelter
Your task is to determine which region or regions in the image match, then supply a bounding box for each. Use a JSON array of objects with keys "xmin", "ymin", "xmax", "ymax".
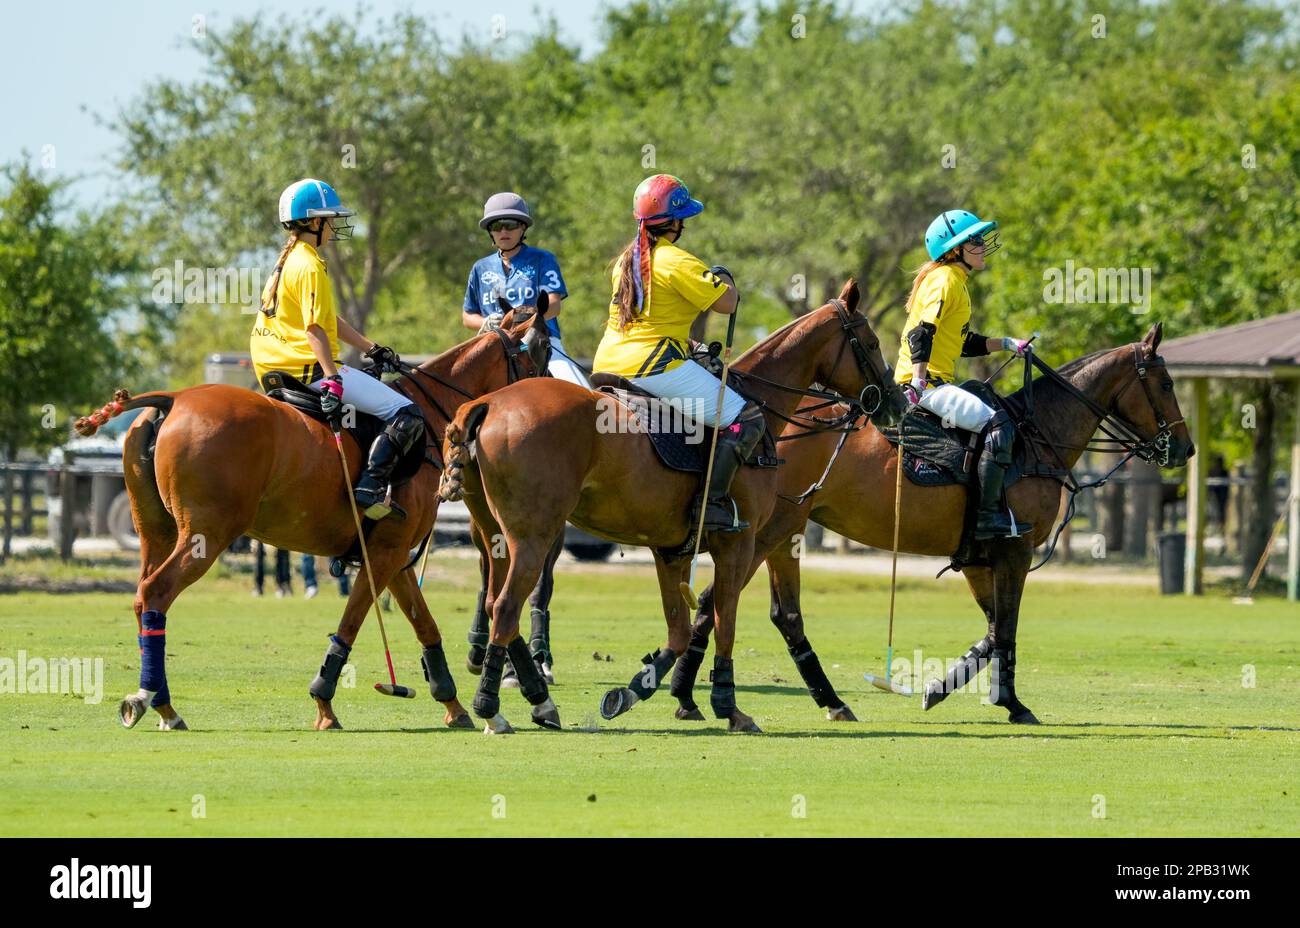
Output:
[{"xmin": 1161, "ymin": 312, "xmax": 1300, "ymax": 599}]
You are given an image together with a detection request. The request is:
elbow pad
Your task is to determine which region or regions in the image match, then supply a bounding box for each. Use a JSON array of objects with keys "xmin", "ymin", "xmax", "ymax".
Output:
[{"xmin": 906, "ymin": 322, "xmax": 937, "ymax": 362}]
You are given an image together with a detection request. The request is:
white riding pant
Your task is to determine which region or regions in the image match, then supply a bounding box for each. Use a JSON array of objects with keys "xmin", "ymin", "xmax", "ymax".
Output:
[
  {"xmin": 309, "ymin": 365, "xmax": 414, "ymax": 421},
  {"xmin": 547, "ymin": 339, "xmax": 590, "ymax": 387},
  {"xmin": 630, "ymin": 359, "xmax": 747, "ymax": 428},
  {"xmin": 916, "ymin": 383, "xmax": 996, "ymax": 432}
]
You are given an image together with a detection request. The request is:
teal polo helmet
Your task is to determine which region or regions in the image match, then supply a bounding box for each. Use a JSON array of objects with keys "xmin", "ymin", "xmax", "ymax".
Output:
[{"xmin": 925, "ymin": 210, "xmax": 998, "ymax": 261}]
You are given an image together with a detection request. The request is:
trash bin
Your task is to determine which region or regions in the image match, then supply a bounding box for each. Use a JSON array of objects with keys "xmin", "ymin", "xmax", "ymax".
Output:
[{"xmin": 1157, "ymin": 531, "xmax": 1186, "ymax": 594}]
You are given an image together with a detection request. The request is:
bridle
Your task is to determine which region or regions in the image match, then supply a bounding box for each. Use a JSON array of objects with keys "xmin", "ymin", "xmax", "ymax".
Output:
[
  {"xmin": 729, "ymin": 297, "xmax": 895, "ymax": 437},
  {"xmin": 389, "ymin": 320, "xmax": 549, "ymax": 443},
  {"xmin": 1020, "ymin": 344, "xmax": 1182, "ymax": 469},
  {"xmin": 1016, "ymin": 343, "xmax": 1185, "ymax": 570}
]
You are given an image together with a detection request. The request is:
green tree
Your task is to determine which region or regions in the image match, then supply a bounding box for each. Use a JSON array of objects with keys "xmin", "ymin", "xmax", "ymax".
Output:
[{"xmin": 0, "ymin": 162, "xmax": 142, "ymax": 557}]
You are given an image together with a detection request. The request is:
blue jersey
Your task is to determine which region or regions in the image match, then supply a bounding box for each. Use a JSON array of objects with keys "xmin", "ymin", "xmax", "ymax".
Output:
[{"xmin": 463, "ymin": 245, "xmax": 567, "ymax": 339}]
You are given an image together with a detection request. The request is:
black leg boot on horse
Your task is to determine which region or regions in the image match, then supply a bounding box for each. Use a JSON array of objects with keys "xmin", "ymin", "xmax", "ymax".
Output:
[
  {"xmin": 974, "ymin": 411, "xmax": 1032, "ymax": 540},
  {"xmin": 354, "ymin": 410, "xmax": 425, "ymax": 521},
  {"xmin": 697, "ymin": 403, "xmax": 765, "ymax": 532},
  {"xmin": 989, "ymin": 645, "xmax": 1039, "ymax": 724}
]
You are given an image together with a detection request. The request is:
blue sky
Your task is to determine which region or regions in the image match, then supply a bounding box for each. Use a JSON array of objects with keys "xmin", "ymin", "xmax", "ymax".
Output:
[{"xmin": 3, "ymin": 1, "xmax": 608, "ymax": 208}]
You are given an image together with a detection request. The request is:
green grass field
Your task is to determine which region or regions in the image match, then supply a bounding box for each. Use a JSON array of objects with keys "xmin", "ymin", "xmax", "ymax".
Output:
[{"xmin": 1, "ymin": 554, "xmax": 1297, "ymax": 836}]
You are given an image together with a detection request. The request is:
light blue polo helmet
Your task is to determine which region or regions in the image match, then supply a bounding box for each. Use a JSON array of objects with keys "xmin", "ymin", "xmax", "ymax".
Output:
[
  {"xmin": 278, "ymin": 179, "xmax": 354, "ymax": 238},
  {"xmin": 925, "ymin": 210, "xmax": 998, "ymax": 261}
]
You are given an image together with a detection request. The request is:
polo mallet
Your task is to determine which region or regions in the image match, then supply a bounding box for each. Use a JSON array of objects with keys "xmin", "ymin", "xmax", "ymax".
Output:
[
  {"xmin": 416, "ymin": 530, "xmax": 433, "ymax": 590},
  {"xmin": 680, "ymin": 297, "xmax": 740, "ymax": 610},
  {"xmin": 864, "ymin": 440, "xmax": 914, "ymax": 696},
  {"xmin": 332, "ymin": 426, "xmax": 416, "ymax": 698},
  {"xmin": 1234, "ymin": 497, "xmax": 1292, "ymax": 605}
]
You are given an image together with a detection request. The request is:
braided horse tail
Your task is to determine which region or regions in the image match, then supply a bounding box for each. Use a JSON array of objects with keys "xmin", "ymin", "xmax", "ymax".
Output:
[
  {"xmin": 438, "ymin": 400, "xmax": 492, "ymax": 502},
  {"xmin": 74, "ymin": 390, "xmax": 176, "ymax": 437}
]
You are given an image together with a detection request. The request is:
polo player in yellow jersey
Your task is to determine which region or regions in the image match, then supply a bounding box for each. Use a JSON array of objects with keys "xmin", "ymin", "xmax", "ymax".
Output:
[
  {"xmin": 895, "ymin": 209, "xmax": 1032, "ymax": 539},
  {"xmin": 592, "ymin": 173, "xmax": 766, "ymax": 532},
  {"xmin": 250, "ymin": 178, "xmax": 419, "ymax": 520}
]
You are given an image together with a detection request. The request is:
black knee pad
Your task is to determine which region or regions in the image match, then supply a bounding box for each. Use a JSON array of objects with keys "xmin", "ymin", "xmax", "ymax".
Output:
[
  {"xmin": 473, "ymin": 643, "xmax": 507, "ymax": 719},
  {"xmin": 788, "ymin": 638, "xmax": 838, "ymax": 709},
  {"xmin": 386, "ymin": 409, "xmax": 426, "ymax": 454},
  {"xmin": 309, "ymin": 635, "xmax": 352, "ymax": 701},
  {"xmin": 709, "ymin": 656, "xmax": 737, "ymax": 719},
  {"xmin": 505, "ymin": 638, "xmax": 549, "ymax": 706},
  {"xmin": 421, "ymin": 642, "xmax": 456, "ymax": 701},
  {"xmin": 629, "ymin": 648, "xmax": 678, "ymax": 701}
]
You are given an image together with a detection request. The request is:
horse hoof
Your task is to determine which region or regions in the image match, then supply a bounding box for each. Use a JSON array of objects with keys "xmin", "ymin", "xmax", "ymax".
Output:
[
  {"xmin": 446, "ymin": 713, "xmax": 475, "ymax": 730},
  {"xmin": 922, "ymin": 683, "xmax": 947, "ymax": 711},
  {"xmin": 599, "ymin": 687, "xmax": 637, "ymax": 720},
  {"xmin": 826, "ymin": 705, "xmax": 857, "ymax": 722},
  {"xmin": 540, "ymin": 662, "xmax": 555, "ymax": 685},
  {"xmin": 1009, "ymin": 708, "xmax": 1041, "ymax": 725},
  {"xmin": 483, "ymin": 714, "xmax": 514, "ymax": 735},
  {"xmin": 728, "ymin": 712, "xmax": 762, "ymax": 733},
  {"xmin": 466, "ymin": 648, "xmax": 484, "ymax": 675},
  {"xmin": 531, "ymin": 697, "xmax": 562, "ymax": 730},
  {"xmin": 158, "ymin": 715, "xmax": 188, "ymax": 731},
  {"xmin": 675, "ymin": 705, "xmax": 705, "ymax": 721},
  {"xmin": 118, "ymin": 694, "xmax": 147, "ymax": 729},
  {"xmin": 501, "ymin": 674, "xmax": 520, "ymax": 690}
]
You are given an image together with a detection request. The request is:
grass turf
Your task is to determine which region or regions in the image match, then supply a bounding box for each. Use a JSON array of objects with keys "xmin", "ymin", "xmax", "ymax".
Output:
[{"xmin": 1, "ymin": 553, "xmax": 1296, "ymax": 836}]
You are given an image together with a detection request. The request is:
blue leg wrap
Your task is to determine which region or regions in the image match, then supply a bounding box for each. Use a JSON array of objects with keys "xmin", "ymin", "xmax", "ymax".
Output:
[{"xmin": 139, "ymin": 610, "xmax": 170, "ymax": 708}]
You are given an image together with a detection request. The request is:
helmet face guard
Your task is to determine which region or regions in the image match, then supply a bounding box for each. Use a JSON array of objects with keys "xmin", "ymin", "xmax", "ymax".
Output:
[{"xmin": 925, "ymin": 210, "xmax": 999, "ymax": 261}]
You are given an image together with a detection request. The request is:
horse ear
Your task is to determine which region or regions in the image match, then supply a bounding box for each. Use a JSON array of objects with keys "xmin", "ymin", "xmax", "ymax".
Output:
[
  {"xmin": 1143, "ymin": 321, "xmax": 1163, "ymax": 353},
  {"xmin": 533, "ymin": 291, "xmax": 549, "ymax": 330},
  {"xmin": 838, "ymin": 277, "xmax": 860, "ymax": 313},
  {"xmin": 497, "ymin": 295, "xmax": 512, "ymax": 314}
]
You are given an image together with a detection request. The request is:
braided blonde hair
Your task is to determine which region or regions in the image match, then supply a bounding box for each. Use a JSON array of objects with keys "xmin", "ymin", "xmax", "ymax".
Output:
[{"xmin": 260, "ymin": 229, "xmax": 302, "ymax": 318}]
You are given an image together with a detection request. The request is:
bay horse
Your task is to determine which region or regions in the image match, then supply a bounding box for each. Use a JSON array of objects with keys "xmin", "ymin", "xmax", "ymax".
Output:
[
  {"xmin": 74, "ymin": 309, "xmax": 550, "ymax": 732},
  {"xmin": 672, "ymin": 322, "xmax": 1194, "ymax": 724},
  {"xmin": 438, "ymin": 279, "xmax": 905, "ymax": 733}
]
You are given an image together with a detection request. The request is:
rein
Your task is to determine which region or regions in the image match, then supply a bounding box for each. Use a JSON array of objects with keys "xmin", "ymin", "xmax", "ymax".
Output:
[
  {"xmin": 388, "ymin": 324, "xmax": 543, "ymax": 466},
  {"xmin": 1012, "ymin": 345, "xmax": 1183, "ymax": 571},
  {"xmin": 729, "ymin": 298, "xmax": 889, "ymax": 438}
]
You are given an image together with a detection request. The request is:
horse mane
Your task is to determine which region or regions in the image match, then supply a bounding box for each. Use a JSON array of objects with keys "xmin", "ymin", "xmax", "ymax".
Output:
[{"xmin": 733, "ymin": 302, "xmax": 832, "ymax": 367}]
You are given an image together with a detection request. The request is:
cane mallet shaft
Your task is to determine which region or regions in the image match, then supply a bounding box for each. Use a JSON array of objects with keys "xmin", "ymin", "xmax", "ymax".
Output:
[
  {"xmin": 333, "ymin": 429, "xmax": 416, "ymax": 698},
  {"xmin": 983, "ymin": 332, "xmax": 1039, "ymax": 386},
  {"xmin": 1235, "ymin": 496, "xmax": 1292, "ymax": 604},
  {"xmin": 416, "ymin": 529, "xmax": 433, "ymax": 590},
  {"xmin": 864, "ymin": 439, "xmax": 913, "ymax": 696},
  {"xmin": 680, "ymin": 303, "xmax": 741, "ymax": 610}
]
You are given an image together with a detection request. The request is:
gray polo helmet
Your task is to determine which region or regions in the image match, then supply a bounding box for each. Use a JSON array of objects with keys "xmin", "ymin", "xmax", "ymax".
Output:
[{"xmin": 479, "ymin": 192, "xmax": 533, "ymax": 229}]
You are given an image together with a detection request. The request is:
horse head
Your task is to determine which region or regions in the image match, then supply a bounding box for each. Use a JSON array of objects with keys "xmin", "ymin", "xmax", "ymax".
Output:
[
  {"xmin": 816, "ymin": 278, "xmax": 906, "ymax": 428},
  {"xmin": 1109, "ymin": 322, "xmax": 1194, "ymax": 468}
]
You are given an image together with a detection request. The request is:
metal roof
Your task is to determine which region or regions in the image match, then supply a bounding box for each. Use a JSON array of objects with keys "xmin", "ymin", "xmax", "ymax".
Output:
[{"xmin": 1161, "ymin": 310, "xmax": 1300, "ymax": 379}]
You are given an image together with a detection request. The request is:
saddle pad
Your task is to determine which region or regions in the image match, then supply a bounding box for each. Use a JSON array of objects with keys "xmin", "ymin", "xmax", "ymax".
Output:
[
  {"xmin": 264, "ymin": 386, "xmax": 427, "ymax": 484},
  {"xmin": 595, "ymin": 388, "xmax": 778, "ymax": 474}
]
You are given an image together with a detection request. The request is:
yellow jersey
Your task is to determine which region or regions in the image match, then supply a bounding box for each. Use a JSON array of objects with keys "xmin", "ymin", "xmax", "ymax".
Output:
[
  {"xmin": 593, "ymin": 241, "xmax": 728, "ymax": 378},
  {"xmin": 895, "ymin": 263, "xmax": 971, "ymax": 386},
  {"xmin": 250, "ymin": 240, "xmax": 341, "ymax": 385}
]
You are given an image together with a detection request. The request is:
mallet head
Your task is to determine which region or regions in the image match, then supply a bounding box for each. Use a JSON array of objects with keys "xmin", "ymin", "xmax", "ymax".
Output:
[{"xmin": 375, "ymin": 683, "xmax": 417, "ymax": 699}]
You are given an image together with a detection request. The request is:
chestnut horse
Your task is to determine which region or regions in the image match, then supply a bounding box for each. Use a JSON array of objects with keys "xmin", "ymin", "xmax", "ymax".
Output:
[
  {"xmin": 438, "ymin": 280, "xmax": 905, "ymax": 733},
  {"xmin": 74, "ymin": 310, "xmax": 550, "ymax": 732},
  {"xmin": 672, "ymin": 322, "xmax": 1194, "ymax": 724}
]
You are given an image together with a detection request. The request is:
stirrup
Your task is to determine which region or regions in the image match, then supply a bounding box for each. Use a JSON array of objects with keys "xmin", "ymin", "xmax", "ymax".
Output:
[
  {"xmin": 357, "ymin": 484, "xmax": 406, "ymax": 521},
  {"xmin": 701, "ymin": 496, "xmax": 748, "ymax": 533}
]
